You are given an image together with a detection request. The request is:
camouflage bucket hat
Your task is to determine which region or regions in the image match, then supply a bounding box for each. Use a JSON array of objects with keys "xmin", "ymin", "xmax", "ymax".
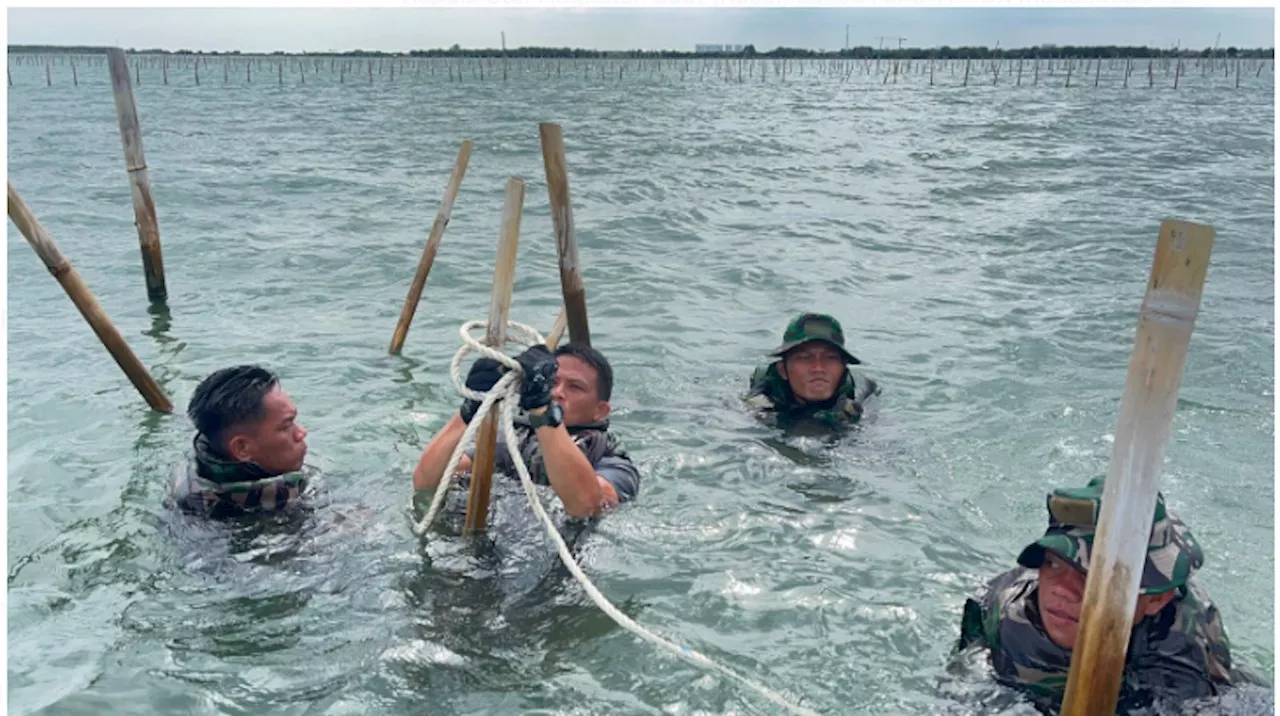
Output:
[
  {"xmin": 770, "ymin": 313, "xmax": 861, "ymax": 365},
  {"xmin": 1016, "ymin": 476, "xmax": 1204, "ymax": 595}
]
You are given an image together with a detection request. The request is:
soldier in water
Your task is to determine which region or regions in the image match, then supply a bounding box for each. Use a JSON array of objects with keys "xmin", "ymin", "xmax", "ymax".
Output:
[
  {"xmin": 955, "ymin": 477, "xmax": 1237, "ymax": 712},
  {"xmin": 745, "ymin": 312, "xmax": 879, "ymax": 429},
  {"xmin": 167, "ymin": 365, "xmax": 314, "ymax": 519}
]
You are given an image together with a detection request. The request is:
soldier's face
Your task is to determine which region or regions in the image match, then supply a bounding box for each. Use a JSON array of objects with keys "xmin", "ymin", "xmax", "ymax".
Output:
[
  {"xmin": 232, "ymin": 387, "xmax": 308, "ymax": 475},
  {"xmin": 551, "ymin": 355, "xmax": 610, "ymax": 427},
  {"xmin": 778, "ymin": 342, "xmax": 844, "ymax": 403},
  {"xmin": 1038, "ymin": 552, "xmax": 1178, "ymax": 651},
  {"xmin": 1037, "ymin": 552, "xmax": 1086, "ymax": 649}
]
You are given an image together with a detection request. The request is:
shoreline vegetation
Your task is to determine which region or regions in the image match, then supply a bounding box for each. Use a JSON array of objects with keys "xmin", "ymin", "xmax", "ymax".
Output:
[{"xmin": 8, "ymin": 43, "xmax": 1276, "ymax": 60}]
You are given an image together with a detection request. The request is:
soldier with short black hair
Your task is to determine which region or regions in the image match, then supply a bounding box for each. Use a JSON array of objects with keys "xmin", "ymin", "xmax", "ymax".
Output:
[
  {"xmin": 168, "ymin": 365, "xmax": 313, "ymax": 518},
  {"xmin": 955, "ymin": 477, "xmax": 1236, "ymax": 712},
  {"xmin": 414, "ymin": 342, "xmax": 639, "ymax": 519},
  {"xmin": 745, "ymin": 312, "xmax": 879, "ymax": 427}
]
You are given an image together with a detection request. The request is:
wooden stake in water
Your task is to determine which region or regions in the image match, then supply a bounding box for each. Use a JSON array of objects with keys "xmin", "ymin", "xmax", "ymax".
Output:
[
  {"xmin": 7, "ymin": 182, "xmax": 173, "ymax": 412},
  {"xmin": 539, "ymin": 122, "xmax": 591, "ymax": 346},
  {"xmin": 962, "ymin": 57, "xmax": 970, "ymax": 86},
  {"xmin": 1060, "ymin": 220, "xmax": 1214, "ymax": 716},
  {"xmin": 546, "ymin": 306, "xmax": 568, "ymax": 349},
  {"xmin": 107, "ymin": 47, "xmax": 167, "ymax": 304},
  {"xmin": 389, "ymin": 139, "xmax": 475, "ymax": 355},
  {"xmin": 464, "ymin": 177, "xmax": 526, "ymax": 536},
  {"xmin": 1094, "ymin": 58, "xmax": 1101, "ymax": 87}
]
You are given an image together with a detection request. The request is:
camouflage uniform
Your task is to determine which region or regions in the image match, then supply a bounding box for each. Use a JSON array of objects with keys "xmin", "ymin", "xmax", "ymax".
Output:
[
  {"xmin": 956, "ymin": 477, "xmax": 1234, "ymax": 711},
  {"xmin": 168, "ymin": 434, "xmax": 311, "ymax": 519},
  {"xmin": 744, "ymin": 313, "xmax": 878, "ymax": 427},
  {"xmin": 465, "ymin": 417, "xmax": 641, "ymax": 504}
]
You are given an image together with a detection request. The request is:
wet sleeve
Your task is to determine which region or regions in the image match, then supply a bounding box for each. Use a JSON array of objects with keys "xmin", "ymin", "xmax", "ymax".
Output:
[{"xmin": 594, "ymin": 455, "xmax": 640, "ymax": 503}]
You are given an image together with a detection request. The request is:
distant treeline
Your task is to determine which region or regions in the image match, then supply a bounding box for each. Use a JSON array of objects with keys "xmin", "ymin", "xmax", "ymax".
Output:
[{"xmin": 7, "ymin": 43, "xmax": 1276, "ymax": 60}]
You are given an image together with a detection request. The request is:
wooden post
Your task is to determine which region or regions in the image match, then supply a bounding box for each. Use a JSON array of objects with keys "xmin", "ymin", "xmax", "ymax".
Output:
[
  {"xmin": 1148, "ymin": 58, "xmax": 1154, "ymax": 87},
  {"xmin": 162, "ymin": 56, "xmax": 168, "ymax": 85},
  {"xmin": 1016, "ymin": 58, "xmax": 1022, "ymax": 86},
  {"xmin": 7, "ymin": 66, "xmax": 12, "ymax": 87},
  {"xmin": 72, "ymin": 61, "xmax": 78, "ymax": 86},
  {"xmin": 389, "ymin": 139, "xmax": 474, "ymax": 354},
  {"xmin": 464, "ymin": 177, "xmax": 526, "ymax": 535},
  {"xmin": 135, "ymin": 59, "xmax": 140, "ymax": 85},
  {"xmin": 107, "ymin": 48, "xmax": 167, "ymax": 304},
  {"xmin": 1094, "ymin": 57, "xmax": 1101, "ymax": 87},
  {"xmin": 7, "ymin": 182, "xmax": 173, "ymax": 412},
  {"xmin": 1034, "ymin": 56, "xmax": 1040, "ymax": 84},
  {"xmin": 546, "ymin": 306, "xmax": 568, "ymax": 349},
  {"xmin": 962, "ymin": 57, "xmax": 970, "ymax": 86},
  {"xmin": 539, "ymin": 122, "xmax": 591, "ymax": 346},
  {"xmin": 1174, "ymin": 58, "xmax": 1181, "ymax": 89},
  {"xmin": 193, "ymin": 59, "xmax": 198, "ymax": 86},
  {"xmin": 46, "ymin": 61, "xmax": 51, "ymax": 86},
  {"xmin": 1060, "ymin": 220, "xmax": 1214, "ymax": 716}
]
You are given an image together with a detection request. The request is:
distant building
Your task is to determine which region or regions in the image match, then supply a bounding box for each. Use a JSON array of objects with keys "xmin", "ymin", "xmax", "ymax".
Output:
[{"xmin": 695, "ymin": 44, "xmax": 746, "ymax": 54}]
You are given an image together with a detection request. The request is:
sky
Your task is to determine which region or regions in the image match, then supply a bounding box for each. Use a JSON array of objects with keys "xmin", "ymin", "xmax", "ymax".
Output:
[{"xmin": 6, "ymin": 5, "xmax": 1276, "ymax": 54}]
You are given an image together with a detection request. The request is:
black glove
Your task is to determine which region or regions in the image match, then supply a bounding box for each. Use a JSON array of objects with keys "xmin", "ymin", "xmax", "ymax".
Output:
[
  {"xmin": 514, "ymin": 345, "xmax": 557, "ymax": 411},
  {"xmin": 459, "ymin": 357, "xmax": 506, "ymax": 424}
]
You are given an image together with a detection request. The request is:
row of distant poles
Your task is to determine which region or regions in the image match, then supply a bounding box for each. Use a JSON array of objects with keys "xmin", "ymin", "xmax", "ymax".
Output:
[
  {"xmin": 8, "ymin": 51, "xmax": 1273, "ymax": 89},
  {"xmin": 6, "ymin": 47, "xmax": 591, "ymax": 429}
]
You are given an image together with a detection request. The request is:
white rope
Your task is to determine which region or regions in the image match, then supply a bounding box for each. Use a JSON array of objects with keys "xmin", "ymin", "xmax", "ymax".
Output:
[{"xmin": 410, "ymin": 319, "xmax": 820, "ymax": 716}]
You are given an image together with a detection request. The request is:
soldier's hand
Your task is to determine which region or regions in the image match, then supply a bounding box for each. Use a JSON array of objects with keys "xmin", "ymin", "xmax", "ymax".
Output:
[
  {"xmin": 460, "ymin": 357, "xmax": 506, "ymax": 424},
  {"xmin": 514, "ymin": 345, "xmax": 557, "ymax": 411}
]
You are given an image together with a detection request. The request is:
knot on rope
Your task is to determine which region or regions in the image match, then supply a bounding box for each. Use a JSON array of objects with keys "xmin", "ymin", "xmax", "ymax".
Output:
[{"xmin": 411, "ymin": 318, "xmax": 546, "ymax": 538}]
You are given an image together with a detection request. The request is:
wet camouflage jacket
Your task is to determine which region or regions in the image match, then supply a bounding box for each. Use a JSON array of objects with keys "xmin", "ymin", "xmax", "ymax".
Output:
[
  {"xmin": 478, "ymin": 418, "xmax": 641, "ymax": 503},
  {"xmin": 956, "ymin": 567, "xmax": 1233, "ymax": 711},
  {"xmin": 744, "ymin": 363, "xmax": 873, "ymax": 427},
  {"xmin": 168, "ymin": 434, "xmax": 310, "ymax": 519}
]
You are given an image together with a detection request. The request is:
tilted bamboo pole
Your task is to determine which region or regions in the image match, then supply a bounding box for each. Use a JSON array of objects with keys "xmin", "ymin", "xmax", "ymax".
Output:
[
  {"xmin": 1061, "ymin": 220, "xmax": 1215, "ymax": 716},
  {"xmin": 7, "ymin": 182, "xmax": 173, "ymax": 412},
  {"xmin": 107, "ymin": 48, "xmax": 167, "ymax": 304},
  {"xmin": 389, "ymin": 139, "xmax": 474, "ymax": 354},
  {"xmin": 538, "ymin": 123, "xmax": 591, "ymax": 346}
]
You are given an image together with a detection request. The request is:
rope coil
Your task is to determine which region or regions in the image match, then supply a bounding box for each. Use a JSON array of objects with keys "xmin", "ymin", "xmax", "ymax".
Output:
[{"xmin": 409, "ymin": 319, "xmax": 820, "ymax": 716}]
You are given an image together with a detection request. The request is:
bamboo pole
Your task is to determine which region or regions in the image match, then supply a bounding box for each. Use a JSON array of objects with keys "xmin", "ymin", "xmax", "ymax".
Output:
[
  {"xmin": 539, "ymin": 122, "xmax": 591, "ymax": 346},
  {"xmin": 1174, "ymin": 58, "xmax": 1182, "ymax": 89},
  {"xmin": 7, "ymin": 182, "xmax": 173, "ymax": 412},
  {"xmin": 1060, "ymin": 219, "xmax": 1214, "ymax": 716},
  {"xmin": 46, "ymin": 61, "xmax": 51, "ymax": 86},
  {"xmin": 962, "ymin": 57, "xmax": 970, "ymax": 86},
  {"xmin": 72, "ymin": 61, "xmax": 78, "ymax": 86},
  {"xmin": 107, "ymin": 48, "xmax": 167, "ymax": 304},
  {"xmin": 464, "ymin": 177, "xmax": 526, "ymax": 535},
  {"xmin": 1094, "ymin": 57, "xmax": 1101, "ymax": 87},
  {"xmin": 388, "ymin": 139, "xmax": 474, "ymax": 355},
  {"xmin": 546, "ymin": 307, "xmax": 568, "ymax": 349}
]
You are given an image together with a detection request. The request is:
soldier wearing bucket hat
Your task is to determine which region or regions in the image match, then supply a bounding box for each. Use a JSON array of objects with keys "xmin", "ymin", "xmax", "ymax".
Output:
[
  {"xmin": 954, "ymin": 477, "xmax": 1235, "ymax": 711},
  {"xmin": 744, "ymin": 313, "xmax": 879, "ymax": 427}
]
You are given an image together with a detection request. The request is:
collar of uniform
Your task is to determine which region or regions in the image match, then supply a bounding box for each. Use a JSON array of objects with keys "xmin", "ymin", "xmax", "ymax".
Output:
[{"xmin": 192, "ymin": 433, "xmax": 279, "ymax": 484}]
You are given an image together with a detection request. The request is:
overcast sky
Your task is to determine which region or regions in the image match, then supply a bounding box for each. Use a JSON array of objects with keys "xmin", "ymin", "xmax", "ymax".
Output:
[{"xmin": 7, "ymin": 6, "xmax": 1275, "ymax": 54}]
